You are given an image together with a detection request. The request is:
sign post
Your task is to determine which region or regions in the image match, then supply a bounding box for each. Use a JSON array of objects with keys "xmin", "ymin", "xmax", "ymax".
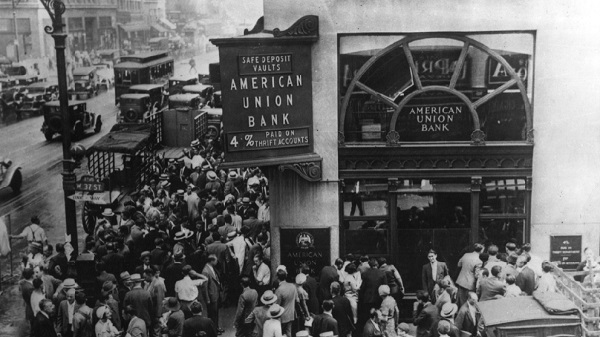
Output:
[{"xmin": 550, "ymin": 235, "xmax": 582, "ymax": 270}]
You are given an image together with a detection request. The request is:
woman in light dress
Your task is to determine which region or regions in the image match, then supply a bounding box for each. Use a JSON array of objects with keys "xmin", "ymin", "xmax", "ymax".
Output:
[
  {"xmin": 342, "ymin": 262, "xmax": 361, "ymax": 324},
  {"xmin": 378, "ymin": 285, "xmax": 399, "ymax": 337}
]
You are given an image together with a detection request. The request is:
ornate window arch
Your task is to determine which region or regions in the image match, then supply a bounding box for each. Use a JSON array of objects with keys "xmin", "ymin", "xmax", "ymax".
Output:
[{"xmin": 339, "ymin": 33, "xmax": 533, "ymax": 145}]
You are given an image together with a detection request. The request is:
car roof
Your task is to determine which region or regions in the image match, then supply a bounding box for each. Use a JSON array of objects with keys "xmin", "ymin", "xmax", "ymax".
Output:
[
  {"xmin": 170, "ymin": 93, "xmax": 200, "ymax": 101},
  {"xmin": 73, "ymin": 67, "xmax": 97, "ymax": 75},
  {"xmin": 130, "ymin": 84, "xmax": 164, "ymax": 91},
  {"xmin": 27, "ymin": 81, "xmax": 58, "ymax": 88},
  {"xmin": 183, "ymin": 84, "xmax": 211, "ymax": 92},
  {"xmin": 44, "ymin": 101, "xmax": 86, "ymax": 107},
  {"xmin": 170, "ymin": 74, "xmax": 197, "ymax": 81},
  {"xmin": 121, "ymin": 93, "xmax": 150, "ymax": 99}
]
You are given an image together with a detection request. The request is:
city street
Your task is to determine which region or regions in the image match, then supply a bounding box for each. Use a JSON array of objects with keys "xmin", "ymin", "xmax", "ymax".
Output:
[{"xmin": 0, "ymin": 51, "xmax": 225, "ymax": 336}]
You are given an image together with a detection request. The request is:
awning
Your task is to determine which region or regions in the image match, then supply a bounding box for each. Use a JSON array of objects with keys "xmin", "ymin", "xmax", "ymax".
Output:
[
  {"xmin": 151, "ymin": 23, "xmax": 168, "ymax": 33},
  {"xmin": 159, "ymin": 18, "xmax": 176, "ymax": 30},
  {"xmin": 118, "ymin": 22, "xmax": 151, "ymax": 33}
]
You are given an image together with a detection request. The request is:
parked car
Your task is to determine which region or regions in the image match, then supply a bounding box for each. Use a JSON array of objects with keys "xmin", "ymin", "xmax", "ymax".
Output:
[
  {"xmin": 128, "ymin": 84, "xmax": 167, "ymax": 111},
  {"xmin": 117, "ymin": 93, "xmax": 152, "ymax": 123},
  {"xmin": 168, "ymin": 74, "xmax": 198, "ymax": 95},
  {"xmin": 182, "ymin": 84, "xmax": 213, "ymax": 107},
  {"xmin": 0, "ymin": 84, "xmax": 23, "ymax": 120},
  {"xmin": 0, "ymin": 157, "xmax": 22, "ymax": 195},
  {"xmin": 70, "ymin": 67, "xmax": 99, "ymax": 99},
  {"xmin": 93, "ymin": 63, "xmax": 114, "ymax": 90},
  {"xmin": 41, "ymin": 101, "xmax": 101, "ymax": 141},
  {"xmin": 168, "ymin": 93, "xmax": 202, "ymax": 109},
  {"xmin": 0, "ymin": 65, "xmax": 39, "ymax": 85},
  {"xmin": 17, "ymin": 82, "xmax": 59, "ymax": 117},
  {"xmin": 95, "ymin": 49, "xmax": 120, "ymax": 68},
  {"xmin": 199, "ymin": 107, "xmax": 222, "ymax": 140}
]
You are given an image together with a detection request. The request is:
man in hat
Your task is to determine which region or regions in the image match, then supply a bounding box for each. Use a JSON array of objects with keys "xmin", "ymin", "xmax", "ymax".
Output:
[
  {"xmin": 431, "ymin": 303, "xmax": 460, "ymax": 337},
  {"xmin": 123, "ymin": 304, "xmax": 147, "ymax": 337},
  {"xmin": 11, "ymin": 215, "xmax": 48, "ymax": 250},
  {"xmin": 224, "ymin": 171, "xmax": 240, "ymax": 200},
  {"xmin": 174, "ymin": 230, "xmax": 195, "ymax": 258},
  {"xmin": 312, "ymin": 300, "xmax": 339, "ymax": 337},
  {"xmin": 53, "ymin": 278, "xmax": 78, "ymax": 307},
  {"xmin": 124, "ymin": 273, "xmax": 153, "ymax": 330},
  {"xmin": 25, "ymin": 241, "xmax": 45, "ymax": 269},
  {"xmin": 274, "ymin": 269, "xmax": 297, "ymax": 337},
  {"xmin": 263, "ymin": 304, "xmax": 285, "ymax": 337},
  {"xmin": 135, "ymin": 251, "xmax": 153, "ymax": 275},
  {"xmin": 246, "ymin": 290, "xmax": 277, "ymax": 337},
  {"xmin": 163, "ymin": 297, "xmax": 185, "ymax": 337},
  {"xmin": 56, "ymin": 287, "xmax": 79, "ymax": 337},
  {"xmin": 205, "ymin": 171, "xmax": 222, "ymax": 197},
  {"xmin": 226, "ymin": 230, "xmax": 246, "ymax": 273},
  {"xmin": 237, "ymin": 196, "xmax": 254, "ymax": 221},
  {"xmin": 96, "ymin": 261, "xmax": 117, "ymax": 291},
  {"xmin": 202, "ymin": 255, "xmax": 223, "ymax": 333},
  {"xmin": 144, "ymin": 266, "xmax": 166, "ymax": 337},
  {"xmin": 183, "ymin": 301, "xmax": 217, "ymax": 337},
  {"xmin": 118, "ymin": 271, "xmax": 133, "ymax": 304},
  {"xmin": 175, "ymin": 265, "xmax": 208, "ymax": 313},
  {"xmin": 164, "ymin": 252, "xmax": 186, "ymax": 298},
  {"xmin": 331, "ymin": 282, "xmax": 354, "ymax": 337},
  {"xmin": 96, "ymin": 281, "xmax": 122, "ymax": 331},
  {"xmin": 234, "ymin": 276, "xmax": 258, "ymax": 337}
]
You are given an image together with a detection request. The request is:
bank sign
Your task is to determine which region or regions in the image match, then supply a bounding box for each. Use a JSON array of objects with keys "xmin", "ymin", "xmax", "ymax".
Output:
[{"xmin": 216, "ymin": 43, "xmax": 314, "ymax": 163}]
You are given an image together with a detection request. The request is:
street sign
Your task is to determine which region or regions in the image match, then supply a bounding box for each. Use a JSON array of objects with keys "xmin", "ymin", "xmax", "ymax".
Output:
[
  {"xmin": 74, "ymin": 175, "xmax": 104, "ymax": 192},
  {"xmin": 67, "ymin": 191, "xmax": 105, "ymax": 203}
]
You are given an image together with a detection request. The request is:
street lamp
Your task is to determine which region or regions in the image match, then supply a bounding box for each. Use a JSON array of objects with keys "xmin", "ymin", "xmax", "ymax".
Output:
[{"xmin": 40, "ymin": 0, "xmax": 78, "ymax": 254}]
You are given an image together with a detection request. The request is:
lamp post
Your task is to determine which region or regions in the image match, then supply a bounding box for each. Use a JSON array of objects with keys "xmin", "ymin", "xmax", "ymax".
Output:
[
  {"xmin": 40, "ymin": 0, "xmax": 79, "ymax": 254},
  {"xmin": 12, "ymin": 0, "xmax": 20, "ymax": 62}
]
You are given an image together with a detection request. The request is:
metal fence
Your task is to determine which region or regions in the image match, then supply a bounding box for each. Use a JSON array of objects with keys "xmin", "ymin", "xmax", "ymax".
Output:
[{"xmin": 554, "ymin": 266, "xmax": 600, "ymax": 336}]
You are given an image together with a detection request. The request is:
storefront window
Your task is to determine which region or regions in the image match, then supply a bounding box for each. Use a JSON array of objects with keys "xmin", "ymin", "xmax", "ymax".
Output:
[
  {"xmin": 480, "ymin": 178, "xmax": 526, "ymax": 214},
  {"xmin": 344, "ymin": 220, "xmax": 389, "ymax": 255},
  {"xmin": 339, "ymin": 33, "xmax": 534, "ymax": 144},
  {"xmin": 342, "ymin": 179, "xmax": 388, "ymax": 216},
  {"xmin": 479, "ymin": 218, "xmax": 525, "ymax": 251}
]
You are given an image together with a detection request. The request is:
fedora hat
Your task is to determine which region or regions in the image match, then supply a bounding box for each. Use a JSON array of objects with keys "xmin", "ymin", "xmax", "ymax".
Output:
[
  {"xmin": 242, "ymin": 197, "xmax": 250, "ymax": 203},
  {"xmin": 227, "ymin": 231, "xmax": 237, "ymax": 240},
  {"xmin": 130, "ymin": 274, "xmax": 143, "ymax": 283},
  {"xmin": 62, "ymin": 278, "xmax": 77, "ymax": 289},
  {"xmin": 261, "ymin": 290, "xmax": 278, "ymax": 305},
  {"xmin": 190, "ymin": 139, "xmax": 200, "ymax": 147},
  {"xmin": 319, "ymin": 332, "xmax": 334, "ymax": 337},
  {"xmin": 176, "ymin": 189, "xmax": 185, "ymax": 196},
  {"xmin": 120, "ymin": 271, "xmax": 131, "ymax": 281},
  {"xmin": 102, "ymin": 208, "xmax": 114, "ymax": 217},
  {"xmin": 140, "ymin": 251, "xmax": 151, "ymax": 260},
  {"xmin": 268, "ymin": 304, "xmax": 285, "ymax": 319},
  {"xmin": 165, "ymin": 297, "xmax": 181, "ymax": 312},
  {"xmin": 174, "ymin": 231, "xmax": 194, "ymax": 241},
  {"xmin": 207, "ymin": 171, "xmax": 217, "ymax": 181},
  {"xmin": 101, "ymin": 281, "xmax": 117, "ymax": 297},
  {"xmin": 440, "ymin": 303, "xmax": 458, "ymax": 318},
  {"xmin": 159, "ymin": 173, "xmax": 169, "ymax": 181},
  {"xmin": 201, "ymin": 163, "xmax": 210, "ymax": 171},
  {"xmin": 228, "ymin": 171, "xmax": 238, "ymax": 179}
]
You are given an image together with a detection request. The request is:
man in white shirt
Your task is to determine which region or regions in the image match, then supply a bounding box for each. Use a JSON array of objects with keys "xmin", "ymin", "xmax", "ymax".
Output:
[
  {"xmin": 11, "ymin": 216, "xmax": 48, "ymax": 252},
  {"xmin": 57, "ymin": 288, "xmax": 78, "ymax": 337},
  {"xmin": 252, "ymin": 254, "xmax": 270, "ymax": 295},
  {"xmin": 175, "ymin": 265, "xmax": 207, "ymax": 312},
  {"xmin": 226, "ymin": 231, "xmax": 246, "ymax": 272}
]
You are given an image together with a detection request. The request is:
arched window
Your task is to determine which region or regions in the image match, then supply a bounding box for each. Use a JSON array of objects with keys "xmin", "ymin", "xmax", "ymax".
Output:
[{"xmin": 339, "ymin": 33, "xmax": 533, "ymax": 145}]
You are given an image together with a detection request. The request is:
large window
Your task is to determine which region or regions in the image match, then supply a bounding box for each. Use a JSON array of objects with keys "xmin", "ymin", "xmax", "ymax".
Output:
[{"xmin": 339, "ymin": 33, "xmax": 534, "ymax": 144}]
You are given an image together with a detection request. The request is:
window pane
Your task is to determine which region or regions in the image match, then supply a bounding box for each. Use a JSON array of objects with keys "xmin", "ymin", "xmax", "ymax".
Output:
[
  {"xmin": 344, "ymin": 220, "xmax": 389, "ymax": 254},
  {"xmin": 480, "ymin": 178, "xmax": 526, "ymax": 214},
  {"xmin": 479, "ymin": 218, "xmax": 525, "ymax": 250},
  {"xmin": 343, "ymin": 179, "xmax": 388, "ymax": 216}
]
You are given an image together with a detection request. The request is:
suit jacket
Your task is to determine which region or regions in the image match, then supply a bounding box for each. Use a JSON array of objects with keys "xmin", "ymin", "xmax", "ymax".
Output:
[
  {"xmin": 359, "ymin": 268, "xmax": 387, "ymax": 304},
  {"xmin": 303, "ymin": 275, "xmax": 320, "ymax": 314},
  {"xmin": 124, "ymin": 287, "xmax": 154, "ymax": 329},
  {"xmin": 318, "ymin": 265, "xmax": 339, "ymax": 302},
  {"xmin": 455, "ymin": 302, "xmax": 483, "ymax": 336},
  {"xmin": 32, "ymin": 312, "xmax": 58, "ymax": 337},
  {"xmin": 421, "ymin": 262, "xmax": 449, "ymax": 297},
  {"xmin": 202, "ymin": 264, "xmax": 221, "ymax": 303},
  {"xmin": 57, "ymin": 300, "xmax": 81, "ymax": 335},
  {"xmin": 127, "ymin": 316, "xmax": 148, "ymax": 337},
  {"xmin": 235, "ymin": 287, "xmax": 258, "ymax": 328},
  {"xmin": 166, "ymin": 309, "xmax": 185, "ymax": 337},
  {"xmin": 312, "ymin": 313, "xmax": 339, "ymax": 336},
  {"xmin": 362, "ymin": 319, "xmax": 382, "ymax": 337},
  {"xmin": 164, "ymin": 262, "xmax": 185, "ymax": 297},
  {"xmin": 20, "ymin": 279, "xmax": 35, "ymax": 321},
  {"xmin": 414, "ymin": 302, "xmax": 440, "ymax": 337},
  {"xmin": 275, "ymin": 281, "xmax": 298, "ymax": 324},
  {"xmin": 456, "ymin": 252, "xmax": 482, "ymax": 291},
  {"xmin": 478, "ymin": 276, "xmax": 506, "ymax": 301},
  {"xmin": 516, "ymin": 266, "xmax": 536, "ymax": 295},
  {"xmin": 183, "ymin": 315, "xmax": 218, "ymax": 337},
  {"xmin": 332, "ymin": 295, "xmax": 355, "ymax": 336}
]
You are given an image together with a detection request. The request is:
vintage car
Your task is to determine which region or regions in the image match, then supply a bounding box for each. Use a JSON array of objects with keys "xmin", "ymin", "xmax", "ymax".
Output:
[
  {"xmin": 70, "ymin": 67, "xmax": 99, "ymax": 99},
  {"xmin": 17, "ymin": 82, "xmax": 58, "ymax": 117},
  {"xmin": 93, "ymin": 63, "xmax": 114, "ymax": 90},
  {"xmin": 168, "ymin": 93, "xmax": 202, "ymax": 109},
  {"xmin": 0, "ymin": 157, "xmax": 22, "ymax": 195},
  {"xmin": 149, "ymin": 37, "xmax": 169, "ymax": 51},
  {"xmin": 128, "ymin": 84, "xmax": 167, "ymax": 111},
  {"xmin": 0, "ymin": 84, "xmax": 23, "ymax": 120},
  {"xmin": 211, "ymin": 90, "xmax": 222, "ymax": 108},
  {"xmin": 41, "ymin": 101, "xmax": 102, "ymax": 141},
  {"xmin": 168, "ymin": 74, "xmax": 198, "ymax": 95},
  {"xmin": 182, "ymin": 83, "xmax": 213, "ymax": 102},
  {"xmin": 118, "ymin": 93, "xmax": 153, "ymax": 123},
  {"xmin": 0, "ymin": 65, "xmax": 39, "ymax": 85},
  {"xmin": 199, "ymin": 107, "xmax": 222, "ymax": 140},
  {"xmin": 95, "ymin": 49, "xmax": 120, "ymax": 68}
]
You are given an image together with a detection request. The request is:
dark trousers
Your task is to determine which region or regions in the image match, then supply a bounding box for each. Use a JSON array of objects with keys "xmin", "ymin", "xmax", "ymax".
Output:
[
  {"xmin": 207, "ymin": 300, "xmax": 219, "ymax": 327},
  {"xmin": 456, "ymin": 285, "xmax": 470, "ymax": 309}
]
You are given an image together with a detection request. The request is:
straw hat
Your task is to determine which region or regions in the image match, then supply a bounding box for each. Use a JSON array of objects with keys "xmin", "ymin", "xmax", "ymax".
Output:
[
  {"xmin": 268, "ymin": 304, "xmax": 285, "ymax": 319},
  {"xmin": 440, "ymin": 303, "xmax": 458, "ymax": 318},
  {"xmin": 378, "ymin": 285, "xmax": 390, "ymax": 296},
  {"xmin": 174, "ymin": 231, "xmax": 194, "ymax": 241},
  {"xmin": 129, "ymin": 274, "xmax": 143, "ymax": 283},
  {"xmin": 207, "ymin": 171, "xmax": 217, "ymax": 181},
  {"xmin": 120, "ymin": 271, "xmax": 131, "ymax": 281},
  {"xmin": 260, "ymin": 290, "xmax": 278, "ymax": 305},
  {"xmin": 319, "ymin": 332, "xmax": 334, "ymax": 337},
  {"xmin": 96, "ymin": 305, "xmax": 109, "ymax": 319},
  {"xmin": 228, "ymin": 171, "xmax": 238, "ymax": 179},
  {"xmin": 62, "ymin": 278, "xmax": 77, "ymax": 289},
  {"xmin": 102, "ymin": 208, "xmax": 114, "ymax": 217},
  {"xmin": 295, "ymin": 273, "xmax": 307, "ymax": 285}
]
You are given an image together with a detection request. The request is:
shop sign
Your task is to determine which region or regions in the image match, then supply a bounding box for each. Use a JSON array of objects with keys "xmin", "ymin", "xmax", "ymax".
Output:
[
  {"xmin": 395, "ymin": 101, "xmax": 472, "ymax": 141},
  {"xmin": 217, "ymin": 43, "xmax": 314, "ymax": 163},
  {"xmin": 67, "ymin": 191, "xmax": 106, "ymax": 202},
  {"xmin": 487, "ymin": 53, "xmax": 529, "ymax": 89},
  {"xmin": 75, "ymin": 175, "xmax": 104, "ymax": 192},
  {"xmin": 280, "ymin": 228, "xmax": 330, "ymax": 277},
  {"xmin": 550, "ymin": 235, "xmax": 582, "ymax": 270}
]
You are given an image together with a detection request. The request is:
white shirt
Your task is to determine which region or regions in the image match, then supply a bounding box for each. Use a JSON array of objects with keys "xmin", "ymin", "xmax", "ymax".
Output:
[
  {"xmin": 254, "ymin": 262, "xmax": 270, "ymax": 285},
  {"xmin": 68, "ymin": 300, "xmax": 75, "ymax": 325},
  {"xmin": 431, "ymin": 261, "xmax": 438, "ymax": 281},
  {"xmin": 175, "ymin": 275, "xmax": 205, "ymax": 301},
  {"xmin": 227, "ymin": 235, "xmax": 247, "ymax": 271}
]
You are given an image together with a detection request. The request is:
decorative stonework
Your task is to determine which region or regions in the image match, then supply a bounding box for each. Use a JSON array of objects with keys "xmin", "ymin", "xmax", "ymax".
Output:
[
  {"xmin": 244, "ymin": 16, "xmax": 264, "ymax": 35},
  {"xmin": 279, "ymin": 159, "xmax": 322, "ymax": 182},
  {"xmin": 471, "ymin": 129, "xmax": 486, "ymax": 145},
  {"xmin": 338, "ymin": 131, "xmax": 345, "ymax": 146},
  {"xmin": 273, "ymin": 15, "xmax": 319, "ymax": 38},
  {"xmin": 526, "ymin": 129, "xmax": 534, "ymax": 144},
  {"xmin": 341, "ymin": 156, "xmax": 531, "ymax": 171},
  {"xmin": 386, "ymin": 131, "xmax": 400, "ymax": 145}
]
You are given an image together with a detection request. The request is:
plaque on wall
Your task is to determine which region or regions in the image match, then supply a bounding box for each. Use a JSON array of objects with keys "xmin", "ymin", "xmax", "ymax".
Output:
[
  {"xmin": 280, "ymin": 228, "xmax": 330, "ymax": 277},
  {"xmin": 550, "ymin": 235, "xmax": 582, "ymax": 270}
]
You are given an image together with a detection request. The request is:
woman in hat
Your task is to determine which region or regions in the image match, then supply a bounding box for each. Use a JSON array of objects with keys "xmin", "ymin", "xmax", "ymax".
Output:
[
  {"xmin": 378, "ymin": 285, "xmax": 399, "ymax": 337},
  {"xmin": 263, "ymin": 304, "xmax": 285, "ymax": 337},
  {"xmin": 95, "ymin": 305, "xmax": 119, "ymax": 337},
  {"xmin": 294, "ymin": 273, "xmax": 311, "ymax": 329}
]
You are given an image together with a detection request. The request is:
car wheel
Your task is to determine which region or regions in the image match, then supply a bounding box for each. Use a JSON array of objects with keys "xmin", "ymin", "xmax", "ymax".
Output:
[
  {"xmin": 44, "ymin": 131, "xmax": 53, "ymax": 141},
  {"xmin": 10, "ymin": 169, "xmax": 22, "ymax": 195}
]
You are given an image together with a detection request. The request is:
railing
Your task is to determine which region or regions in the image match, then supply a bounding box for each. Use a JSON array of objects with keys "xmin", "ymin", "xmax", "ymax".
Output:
[
  {"xmin": 146, "ymin": 108, "xmax": 163, "ymax": 145},
  {"xmin": 554, "ymin": 265, "xmax": 600, "ymax": 336},
  {"xmin": 193, "ymin": 111, "xmax": 207, "ymax": 141}
]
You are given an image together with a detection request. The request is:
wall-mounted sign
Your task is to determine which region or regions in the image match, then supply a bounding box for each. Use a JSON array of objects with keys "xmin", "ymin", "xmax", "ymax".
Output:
[
  {"xmin": 550, "ymin": 235, "xmax": 582, "ymax": 270},
  {"xmin": 213, "ymin": 38, "xmax": 315, "ymax": 163},
  {"xmin": 486, "ymin": 52, "xmax": 529, "ymax": 89},
  {"xmin": 280, "ymin": 228, "xmax": 330, "ymax": 277},
  {"xmin": 75, "ymin": 175, "xmax": 104, "ymax": 192}
]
